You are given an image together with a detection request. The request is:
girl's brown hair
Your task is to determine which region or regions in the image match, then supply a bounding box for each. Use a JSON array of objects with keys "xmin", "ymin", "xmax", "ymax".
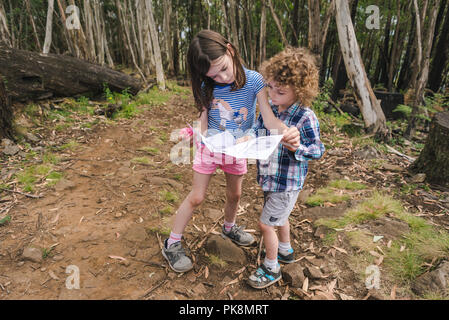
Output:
[
  {"xmin": 260, "ymin": 46, "xmax": 319, "ymax": 107},
  {"xmin": 187, "ymin": 30, "xmax": 246, "ymax": 112}
]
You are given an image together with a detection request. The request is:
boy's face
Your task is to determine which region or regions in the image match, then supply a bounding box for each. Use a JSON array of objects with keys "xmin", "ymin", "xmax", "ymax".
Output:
[
  {"xmin": 206, "ymin": 45, "xmax": 235, "ymax": 85},
  {"xmin": 266, "ymin": 80, "xmax": 297, "ymax": 109}
]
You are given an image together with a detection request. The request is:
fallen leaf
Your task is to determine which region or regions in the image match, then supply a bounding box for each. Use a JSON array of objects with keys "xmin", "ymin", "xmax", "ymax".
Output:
[
  {"xmin": 302, "ymin": 277, "xmax": 309, "ymax": 292},
  {"xmin": 225, "ymin": 277, "xmax": 240, "ymax": 286},
  {"xmin": 48, "ymin": 270, "xmax": 59, "ymax": 280},
  {"xmin": 339, "ymin": 292, "xmax": 355, "ymax": 300},
  {"xmin": 327, "ymin": 279, "xmax": 337, "ymax": 292},
  {"xmin": 109, "ymin": 255, "xmax": 127, "ymax": 261},
  {"xmin": 373, "ymin": 235, "xmax": 384, "ymax": 243},
  {"xmin": 51, "ymin": 212, "xmax": 60, "ymax": 224},
  {"xmin": 375, "ymin": 256, "xmax": 384, "ymax": 266},
  {"xmin": 332, "ymin": 246, "xmax": 348, "ymax": 254},
  {"xmin": 369, "ymin": 250, "xmax": 382, "ymax": 258},
  {"xmin": 204, "ymin": 266, "xmax": 209, "ymax": 279},
  {"xmin": 234, "ymin": 266, "xmax": 246, "ymax": 274},
  {"xmin": 390, "ymin": 285, "xmax": 397, "ymax": 300}
]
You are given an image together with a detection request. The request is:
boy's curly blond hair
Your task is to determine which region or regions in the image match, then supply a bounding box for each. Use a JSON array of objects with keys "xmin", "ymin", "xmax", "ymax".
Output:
[{"xmin": 260, "ymin": 47, "xmax": 319, "ymax": 107}]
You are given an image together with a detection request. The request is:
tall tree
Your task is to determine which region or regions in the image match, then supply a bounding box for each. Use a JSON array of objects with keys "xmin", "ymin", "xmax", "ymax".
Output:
[
  {"xmin": 405, "ymin": 0, "xmax": 441, "ymax": 139},
  {"xmin": 428, "ymin": 1, "xmax": 449, "ymax": 92},
  {"xmin": 335, "ymin": 0, "xmax": 389, "ymax": 139},
  {"xmin": 0, "ymin": 1, "xmax": 11, "ymax": 47},
  {"xmin": 267, "ymin": 0, "xmax": 288, "ymax": 47},
  {"xmin": 259, "ymin": 0, "xmax": 267, "ymax": 66},
  {"xmin": 145, "ymin": 0, "xmax": 166, "ymax": 90},
  {"xmin": 43, "ymin": 0, "xmax": 55, "ymax": 55}
]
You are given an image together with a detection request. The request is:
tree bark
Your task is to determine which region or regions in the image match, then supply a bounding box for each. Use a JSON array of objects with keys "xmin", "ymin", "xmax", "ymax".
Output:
[
  {"xmin": 268, "ymin": 0, "xmax": 288, "ymax": 47},
  {"xmin": 43, "ymin": 0, "xmax": 55, "ymax": 55},
  {"xmin": 0, "ymin": 45, "xmax": 142, "ymax": 102},
  {"xmin": 229, "ymin": 0, "xmax": 239, "ymax": 51},
  {"xmin": 308, "ymin": 0, "xmax": 321, "ymax": 55},
  {"xmin": 259, "ymin": 0, "xmax": 267, "ymax": 67},
  {"xmin": 145, "ymin": 0, "xmax": 166, "ymax": 90},
  {"xmin": 405, "ymin": 0, "xmax": 440, "ymax": 139},
  {"xmin": 0, "ymin": 1, "xmax": 11, "ymax": 47},
  {"xmin": 163, "ymin": 0, "xmax": 174, "ymax": 76},
  {"xmin": 335, "ymin": 0, "xmax": 389, "ymax": 139},
  {"xmin": 0, "ymin": 73, "xmax": 14, "ymax": 140},
  {"xmin": 410, "ymin": 111, "xmax": 449, "ymax": 186},
  {"xmin": 429, "ymin": 1, "xmax": 449, "ymax": 92},
  {"xmin": 25, "ymin": 0, "xmax": 42, "ymax": 52}
]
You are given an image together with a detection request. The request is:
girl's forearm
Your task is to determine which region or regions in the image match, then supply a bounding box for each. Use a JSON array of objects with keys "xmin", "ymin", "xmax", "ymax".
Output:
[
  {"xmin": 257, "ymin": 89, "xmax": 288, "ymax": 133},
  {"xmin": 200, "ymin": 108, "xmax": 208, "ymax": 134}
]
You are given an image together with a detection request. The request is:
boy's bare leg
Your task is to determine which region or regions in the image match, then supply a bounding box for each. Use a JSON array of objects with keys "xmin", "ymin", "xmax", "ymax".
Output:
[
  {"xmin": 278, "ymin": 220, "xmax": 290, "ymax": 244},
  {"xmin": 259, "ymin": 222, "xmax": 278, "ymax": 260}
]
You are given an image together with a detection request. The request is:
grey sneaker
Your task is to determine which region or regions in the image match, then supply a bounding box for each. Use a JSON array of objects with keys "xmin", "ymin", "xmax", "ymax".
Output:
[
  {"xmin": 162, "ymin": 239, "xmax": 193, "ymax": 273},
  {"xmin": 222, "ymin": 224, "xmax": 255, "ymax": 246},
  {"xmin": 248, "ymin": 263, "xmax": 282, "ymax": 289}
]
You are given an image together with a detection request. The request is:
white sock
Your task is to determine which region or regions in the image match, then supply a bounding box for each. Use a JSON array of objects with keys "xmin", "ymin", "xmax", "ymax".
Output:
[
  {"xmin": 224, "ymin": 220, "xmax": 235, "ymax": 233},
  {"xmin": 167, "ymin": 232, "xmax": 182, "ymax": 248},
  {"xmin": 278, "ymin": 241, "xmax": 292, "ymax": 253},
  {"xmin": 263, "ymin": 257, "xmax": 279, "ymax": 272}
]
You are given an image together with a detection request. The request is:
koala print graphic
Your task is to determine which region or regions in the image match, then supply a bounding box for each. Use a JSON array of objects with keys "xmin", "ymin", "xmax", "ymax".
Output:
[{"xmin": 211, "ymin": 99, "xmax": 248, "ymax": 131}]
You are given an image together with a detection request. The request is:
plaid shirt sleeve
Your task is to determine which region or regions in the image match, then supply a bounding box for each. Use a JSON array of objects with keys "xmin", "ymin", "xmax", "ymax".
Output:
[{"xmin": 289, "ymin": 110, "xmax": 325, "ymax": 162}]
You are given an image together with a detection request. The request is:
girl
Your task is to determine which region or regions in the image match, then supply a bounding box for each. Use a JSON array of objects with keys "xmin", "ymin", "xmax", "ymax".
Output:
[{"xmin": 162, "ymin": 30, "xmax": 299, "ymax": 273}]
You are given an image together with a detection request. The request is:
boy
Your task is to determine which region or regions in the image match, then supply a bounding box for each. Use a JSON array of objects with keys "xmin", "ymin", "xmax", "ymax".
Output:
[{"xmin": 242, "ymin": 47, "xmax": 325, "ymax": 289}]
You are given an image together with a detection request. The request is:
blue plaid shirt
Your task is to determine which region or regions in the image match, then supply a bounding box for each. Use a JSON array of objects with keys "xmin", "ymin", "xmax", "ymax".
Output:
[{"xmin": 248, "ymin": 102, "xmax": 325, "ymax": 192}]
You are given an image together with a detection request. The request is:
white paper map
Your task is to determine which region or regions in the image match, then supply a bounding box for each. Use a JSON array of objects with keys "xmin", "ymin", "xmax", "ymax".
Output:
[{"xmin": 199, "ymin": 131, "xmax": 284, "ymax": 160}]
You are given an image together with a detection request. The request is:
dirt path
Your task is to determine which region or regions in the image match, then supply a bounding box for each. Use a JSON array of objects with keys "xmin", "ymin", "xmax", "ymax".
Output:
[{"xmin": 1, "ymin": 92, "xmax": 448, "ymax": 300}]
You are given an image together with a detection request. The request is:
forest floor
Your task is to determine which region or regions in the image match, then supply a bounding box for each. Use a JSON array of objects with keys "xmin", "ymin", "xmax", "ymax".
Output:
[{"xmin": 1, "ymin": 83, "xmax": 449, "ymax": 300}]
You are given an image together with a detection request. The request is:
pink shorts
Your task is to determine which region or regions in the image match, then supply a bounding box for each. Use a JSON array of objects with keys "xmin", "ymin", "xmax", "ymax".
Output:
[{"xmin": 193, "ymin": 144, "xmax": 247, "ymax": 176}]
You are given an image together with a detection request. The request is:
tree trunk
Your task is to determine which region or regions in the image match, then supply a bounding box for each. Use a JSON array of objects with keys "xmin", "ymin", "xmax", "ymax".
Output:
[
  {"xmin": 410, "ymin": 111, "xmax": 449, "ymax": 186},
  {"xmin": 308, "ymin": 0, "xmax": 320, "ymax": 55},
  {"xmin": 0, "ymin": 73, "xmax": 14, "ymax": 140},
  {"xmin": 0, "ymin": 1, "xmax": 11, "ymax": 47},
  {"xmin": 24, "ymin": 0, "xmax": 42, "ymax": 52},
  {"xmin": 268, "ymin": 0, "xmax": 288, "ymax": 47},
  {"xmin": 83, "ymin": 0, "xmax": 96, "ymax": 61},
  {"xmin": 163, "ymin": 0, "xmax": 174, "ymax": 76},
  {"xmin": 229, "ymin": 0, "xmax": 239, "ymax": 51},
  {"xmin": 43, "ymin": 0, "xmax": 55, "ymax": 54},
  {"xmin": 335, "ymin": 0, "xmax": 389, "ymax": 139},
  {"xmin": 259, "ymin": 0, "xmax": 267, "ymax": 67},
  {"xmin": 0, "ymin": 45, "xmax": 142, "ymax": 102},
  {"xmin": 320, "ymin": 0, "xmax": 335, "ymax": 55},
  {"xmin": 429, "ymin": 1, "xmax": 449, "ymax": 92},
  {"xmin": 379, "ymin": 0, "xmax": 392, "ymax": 87},
  {"xmin": 145, "ymin": 0, "xmax": 166, "ymax": 90},
  {"xmin": 405, "ymin": 0, "xmax": 440, "ymax": 139}
]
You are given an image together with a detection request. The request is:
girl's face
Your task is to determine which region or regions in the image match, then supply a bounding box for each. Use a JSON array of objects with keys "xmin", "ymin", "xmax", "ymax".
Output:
[
  {"xmin": 206, "ymin": 46, "xmax": 235, "ymax": 85},
  {"xmin": 266, "ymin": 80, "xmax": 297, "ymax": 110}
]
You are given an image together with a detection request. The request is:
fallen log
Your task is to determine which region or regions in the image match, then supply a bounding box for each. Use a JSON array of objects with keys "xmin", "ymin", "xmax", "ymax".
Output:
[
  {"xmin": 0, "ymin": 45, "xmax": 142, "ymax": 102},
  {"xmin": 0, "ymin": 72, "xmax": 14, "ymax": 140}
]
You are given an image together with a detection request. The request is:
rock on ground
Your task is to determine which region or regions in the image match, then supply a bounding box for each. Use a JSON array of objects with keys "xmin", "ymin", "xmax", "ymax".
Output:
[{"xmin": 205, "ymin": 234, "xmax": 247, "ymax": 264}]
